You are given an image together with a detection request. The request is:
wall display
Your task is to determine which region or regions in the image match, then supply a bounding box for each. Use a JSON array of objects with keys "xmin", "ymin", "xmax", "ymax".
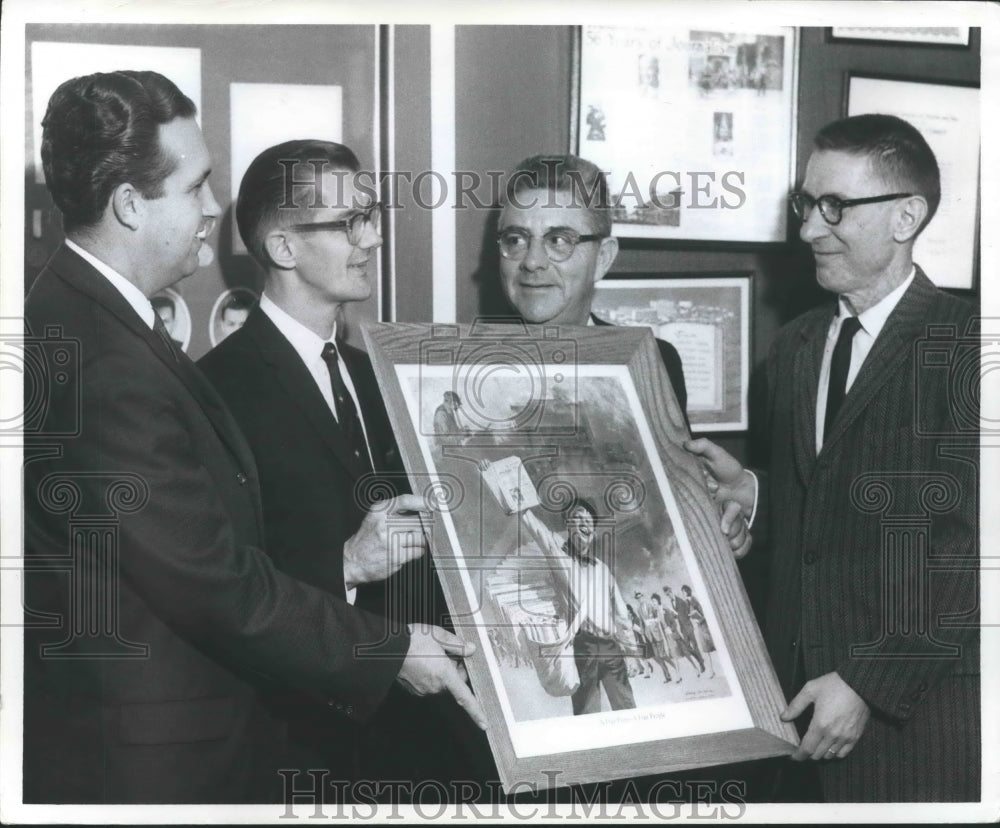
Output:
[
  {"xmin": 30, "ymin": 41, "xmax": 202, "ymax": 185},
  {"xmin": 574, "ymin": 26, "xmax": 797, "ymax": 242},
  {"xmin": 150, "ymin": 288, "xmax": 193, "ymax": 354},
  {"xmin": 229, "ymin": 83, "xmax": 344, "ymax": 254},
  {"xmin": 592, "ymin": 276, "xmax": 750, "ymax": 431},
  {"xmin": 828, "ymin": 27, "xmax": 972, "ymax": 47},
  {"xmin": 846, "ymin": 74, "xmax": 980, "ymax": 290},
  {"xmin": 208, "ymin": 287, "xmax": 259, "ymax": 347},
  {"xmin": 364, "ymin": 321, "xmax": 797, "ymax": 791}
]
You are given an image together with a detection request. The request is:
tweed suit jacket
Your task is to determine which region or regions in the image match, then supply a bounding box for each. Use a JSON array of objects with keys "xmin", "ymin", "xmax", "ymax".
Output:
[
  {"xmin": 22, "ymin": 246, "xmax": 408, "ymax": 803},
  {"xmin": 762, "ymin": 266, "xmax": 979, "ymax": 801}
]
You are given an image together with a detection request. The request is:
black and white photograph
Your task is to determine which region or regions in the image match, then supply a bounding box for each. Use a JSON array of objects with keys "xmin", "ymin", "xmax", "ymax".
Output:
[{"xmin": 0, "ymin": 0, "xmax": 993, "ymax": 823}]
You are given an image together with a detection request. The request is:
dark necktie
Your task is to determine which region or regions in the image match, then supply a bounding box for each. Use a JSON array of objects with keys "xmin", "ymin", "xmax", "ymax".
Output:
[
  {"xmin": 320, "ymin": 342, "xmax": 372, "ymax": 471},
  {"xmin": 824, "ymin": 315, "xmax": 862, "ymax": 442},
  {"xmin": 152, "ymin": 314, "xmax": 179, "ymax": 362}
]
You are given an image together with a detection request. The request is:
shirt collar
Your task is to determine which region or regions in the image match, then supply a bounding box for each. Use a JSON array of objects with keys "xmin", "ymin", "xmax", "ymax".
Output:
[
  {"xmin": 837, "ymin": 266, "xmax": 916, "ymax": 338},
  {"xmin": 259, "ymin": 292, "xmax": 339, "ymax": 365},
  {"xmin": 65, "ymin": 238, "xmax": 155, "ymax": 329}
]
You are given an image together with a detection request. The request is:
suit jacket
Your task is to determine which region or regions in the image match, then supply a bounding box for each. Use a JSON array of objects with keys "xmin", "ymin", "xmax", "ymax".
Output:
[
  {"xmin": 198, "ymin": 306, "xmax": 481, "ymax": 789},
  {"xmin": 22, "ymin": 246, "xmax": 408, "ymax": 804},
  {"xmin": 591, "ymin": 313, "xmax": 689, "ymax": 427},
  {"xmin": 763, "ymin": 267, "xmax": 979, "ymax": 801}
]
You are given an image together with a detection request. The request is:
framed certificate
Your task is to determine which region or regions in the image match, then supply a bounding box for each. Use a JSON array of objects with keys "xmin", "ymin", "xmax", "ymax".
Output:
[{"xmin": 592, "ymin": 275, "xmax": 751, "ymax": 432}]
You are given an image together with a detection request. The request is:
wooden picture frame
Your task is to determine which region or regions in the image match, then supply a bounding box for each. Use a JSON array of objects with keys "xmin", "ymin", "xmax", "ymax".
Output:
[
  {"xmin": 592, "ymin": 275, "xmax": 751, "ymax": 432},
  {"xmin": 845, "ymin": 73, "xmax": 980, "ymax": 292},
  {"xmin": 827, "ymin": 27, "xmax": 972, "ymax": 48},
  {"xmin": 572, "ymin": 25, "xmax": 798, "ymax": 243},
  {"xmin": 363, "ymin": 321, "xmax": 797, "ymax": 792}
]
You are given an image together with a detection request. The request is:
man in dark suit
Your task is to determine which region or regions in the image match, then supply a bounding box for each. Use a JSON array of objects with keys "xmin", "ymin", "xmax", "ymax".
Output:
[
  {"xmin": 687, "ymin": 114, "xmax": 979, "ymax": 801},
  {"xmin": 198, "ymin": 140, "xmax": 486, "ymax": 794},
  {"xmin": 23, "ymin": 71, "xmax": 485, "ymax": 805}
]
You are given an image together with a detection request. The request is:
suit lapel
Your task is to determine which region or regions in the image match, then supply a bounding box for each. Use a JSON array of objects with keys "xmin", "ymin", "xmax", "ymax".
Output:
[
  {"xmin": 243, "ymin": 309, "xmax": 371, "ymax": 479},
  {"xmin": 48, "ymin": 247, "xmax": 260, "ymax": 479},
  {"xmin": 790, "ymin": 307, "xmax": 831, "ymax": 481},
  {"xmin": 819, "ymin": 268, "xmax": 937, "ymax": 456}
]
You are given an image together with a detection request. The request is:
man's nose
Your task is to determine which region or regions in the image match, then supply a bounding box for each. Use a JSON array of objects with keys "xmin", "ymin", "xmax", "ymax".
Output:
[
  {"xmin": 798, "ymin": 203, "xmax": 829, "ymax": 244},
  {"xmin": 358, "ymin": 216, "xmax": 383, "ymax": 250},
  {"xmin": 520, "ymin": 235, "xmax": 549, "ymax": 270},
  {"xmin": 202, "ymin": 183, "xmax": 222, "ymax": 219}
]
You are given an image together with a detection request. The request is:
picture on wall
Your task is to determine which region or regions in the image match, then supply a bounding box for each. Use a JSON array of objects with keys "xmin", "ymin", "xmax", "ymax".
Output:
[
  {"xmin": 592, "ymin": 276, "xmax": 750, "ymax": 431},
  {"xmin": 574, "ymin": 26, "xmax": 798, "ymax": 242}
]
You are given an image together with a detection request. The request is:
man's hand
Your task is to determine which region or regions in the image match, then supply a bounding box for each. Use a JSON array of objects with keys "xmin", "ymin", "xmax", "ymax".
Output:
[
  {"xmin": 684, "ymin": 439, "xmax": 755, "ymax": 558},
  {"xmin": 684, "ymin": 438, "xmax": 756, "ymax": 515},
  {"xmin": 342, "ymin": 494, "xmax": 430, "ymax": 590},
  {"xmin": 396, "ymin": 624, "xmax": 488, "ymax": 730},
  {"xmin": 721, "ymin": 500, "xmax": 752, "ymax": 559},
  {"xmin": 782, "ymin": 671, "xmax": 871, "ymax": 761}
]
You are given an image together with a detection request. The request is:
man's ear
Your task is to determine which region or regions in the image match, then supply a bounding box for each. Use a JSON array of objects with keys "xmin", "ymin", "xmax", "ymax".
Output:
[
  {"xmin": 592, "ymin": 235, "xmax": 619, "ymax": 284},
  {"xmin": 263, "ymin": 230, "xmax": 296, "ymax": 270},
  {"xmin": 893, "ymin": 195, "xmax": 928, "ymax": 243},
  {"xmin": 110, "ymin": 182, "xmax": 141, "ymax": 231}
]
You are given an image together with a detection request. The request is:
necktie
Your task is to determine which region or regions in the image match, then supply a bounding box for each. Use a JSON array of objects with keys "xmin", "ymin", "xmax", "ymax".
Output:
[
  {"xmin": 824, "ymin": 315, "xmax": 862, "ymax": 442},
  {"xmin": 152, "ymin": 314, "xmax": 179, "ymax": 362},
  {"xmin": 320, "ymin": 343, "xmax": 372, "ymax": 471}
]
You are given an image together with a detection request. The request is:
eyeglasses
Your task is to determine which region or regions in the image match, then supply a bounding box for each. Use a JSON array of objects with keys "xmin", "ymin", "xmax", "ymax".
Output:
[
  {"xmin": 287, "ymin": 201, "xmax": 382, "ymax": 245},
  {"xmin": 789, "ymin": 191, "xmax": 913, "ymax": 226},
  {"xmin": 497, "ymin": 227, "xmax": 606, "ymax": 263}
]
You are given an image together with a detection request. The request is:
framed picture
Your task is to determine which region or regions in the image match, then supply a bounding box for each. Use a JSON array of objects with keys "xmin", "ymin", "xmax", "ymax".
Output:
[
  {"xmin": 827, "ymin": 27, "xmax": 972, "ymax": 48},
  {"xmin": 845, "ymin": 73, "xmax": 980, "ymax": 291},
  {"xmin": 573, "ymin": 25, "xmax": 798, "ymax": 242},
  {"xmin": 363, "ymin": 321, "xmax": 797, "ymax": 792},
  {"xmin": 592, "ymin": 275, "xmax": 751, "ymax": 432}
]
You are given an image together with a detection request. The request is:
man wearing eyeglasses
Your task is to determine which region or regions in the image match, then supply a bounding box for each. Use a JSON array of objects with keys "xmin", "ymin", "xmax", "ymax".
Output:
[
  {"xmin": 497, "ymin": 154, "xmax": 689, "ymax": 404},
  {"xmin": 199, "ymin": 140, "xmax": 486, "ymax": 798},
  {"xmin": 687, "ymin": 114, "xmax": 978, "ymax": 802}
]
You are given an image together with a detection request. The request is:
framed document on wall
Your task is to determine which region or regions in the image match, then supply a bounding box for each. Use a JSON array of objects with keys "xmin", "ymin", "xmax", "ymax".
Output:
[
  {"xmin": 363, "ymin": 321, "xmax": 796, "ymax": 792},
  {"xmin": 573, "ymin": 26, "xmax": 798, "ymax": 242},
  {"xmin": 846, "ymin": 73, "xmax": 980, "ymax": 291},
  {"xmin": 592, "ymin": 276, "xmax": 751, "ymax": 432}
]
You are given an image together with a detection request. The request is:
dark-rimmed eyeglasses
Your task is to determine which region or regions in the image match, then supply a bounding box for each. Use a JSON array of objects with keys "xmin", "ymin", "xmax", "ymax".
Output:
[
  {"xmin": 789, "ymin": 191, "xmax": 913, "ymax": 226},
  {"xmin": 497, "ymin": 228, "xmax": 606, "ymax": 263},
  {"xmin": 287, "ymin": 201, "xmax": 382, "ymax": 245}
]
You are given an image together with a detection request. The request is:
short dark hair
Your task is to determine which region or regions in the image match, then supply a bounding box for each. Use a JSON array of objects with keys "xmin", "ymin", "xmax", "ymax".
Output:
[
  {"xmin": 562, "ymin": 496, "xmax": 599, "ymax": 524},
  {"xmin": 41, "ymin": 70, "xmax": 196, "ymax": 232},
  {"xmin": 501, "ymin": 154, "xmax": 612, "ymax": 237},
  {"xmin": 652, "ymin": 592, "xmax": 662, "ymax": 603},
  {"xmin": 814, "ymin": 114, "xmax": 940, "ymax": 234},
  {"xmin": 221, "ymin": 292, "xmax": 255, "ymax": 317},
  {"xmin": 236, "ymin": 140, "xmax": 361, "ymax": 267},
  {"xmin": 681, "ymin": 584, "xmax": 692, "ymax": 596}
]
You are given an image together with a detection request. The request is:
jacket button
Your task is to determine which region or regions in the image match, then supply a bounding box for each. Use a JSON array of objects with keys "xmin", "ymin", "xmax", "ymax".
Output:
[
  {"xmin": 790, "ymin": 639, "xmax": 798, "ymax": 651},
  {"xmin": 236, "ymin": 472, "xmax": 248, "ymax": 485}
]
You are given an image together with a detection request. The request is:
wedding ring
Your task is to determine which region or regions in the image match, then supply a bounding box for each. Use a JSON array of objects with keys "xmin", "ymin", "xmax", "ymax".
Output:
[{"xmin": 826, "ymin": 747, "xmax": 837, "ymax": 755}]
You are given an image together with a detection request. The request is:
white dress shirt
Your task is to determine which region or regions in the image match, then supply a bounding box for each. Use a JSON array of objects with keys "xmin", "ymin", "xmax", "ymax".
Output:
[
  {"xmin": 814, "ymin": 267, "xmax": 915, "ymax": 453},
  {"xmin": 66, "ymin": 239, "xmax": 155, "ymax": 329}
]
